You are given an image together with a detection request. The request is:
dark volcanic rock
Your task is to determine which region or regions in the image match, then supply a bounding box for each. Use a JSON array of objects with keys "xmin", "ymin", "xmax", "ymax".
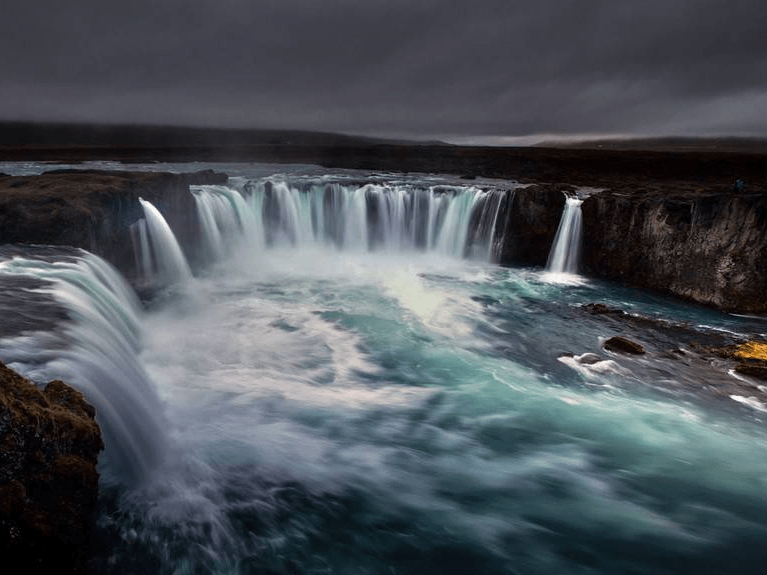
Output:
[
  {"xmin": 735, "ymin": 363, "xmax": 767, "ymax": 380},
  {"xmin": 0, "ymin": 169, "xmax": 227, "ymax": 278},
  {"xmin": 581, "ymin": 190, "xmax": 767, "ymax": 313},
  {"xmin": 582, "ymin": 303, "xmax": 624, "ymax": 316},
  {"xmin": 498, "ymin": 183, "xmax": 567, "ymax": 266},
  {"xmin": 0, "ymin": 360, "xmax": 103, "ymax": 574},
  {"xmin": 603, "ymin": 336, "xmax": 645, "ymax": 355}
]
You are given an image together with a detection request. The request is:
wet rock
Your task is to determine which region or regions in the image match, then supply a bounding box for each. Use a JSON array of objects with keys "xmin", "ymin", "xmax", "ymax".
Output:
[
  {"xmin": 582, "ymin": 303, "xmax": 625, "ymax": 316},
  {"xmin": 0, "ymin": 359, "xmax": 103, "ymax": 574},
  {"xmin": 603, "ymin": 336, "xmax": 645, "ymax": 355},
  {"xmin": 715, "ymin": 341, "xmax": 767, "ymax": 380},
  {"xmin": 735, "ymin": 363, "xmax": 767, "ymax": 380},
  {"xmin": 581, "ymin": 303, "xmax": 735, "ymax": 350},
  {"xmin": 497, "ymin": 183, "xmax": 568, "ymax": 266}
]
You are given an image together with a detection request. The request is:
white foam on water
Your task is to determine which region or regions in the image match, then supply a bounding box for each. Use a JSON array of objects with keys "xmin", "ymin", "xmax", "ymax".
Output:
[
  {"xmin": 730, "ymin": 395, "xmax": 767, "ymax": 412},
  {"xmin": 558, "ymin": 353, "xmax": 631, "ymax": 380}
]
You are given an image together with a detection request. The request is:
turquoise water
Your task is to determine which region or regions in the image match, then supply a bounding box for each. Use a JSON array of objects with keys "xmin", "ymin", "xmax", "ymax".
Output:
[{"xmin": 1, "ymin": 163, "xmax": 767, "ymax": 574}]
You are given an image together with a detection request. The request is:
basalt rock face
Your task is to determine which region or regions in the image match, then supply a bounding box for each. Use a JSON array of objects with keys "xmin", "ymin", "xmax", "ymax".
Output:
[
  {"xmin": 497, "ymin": 183, "xmax": 567, "ymax": 266},
  {"xmin": 581, "ymin": 189, "xmax": 767, "ymax": 313},
  {"xmin": 0, "ymin": 169, "xmax": 227, "ymax": 278},
  {"xmin": 0, "ymin": 360, "xmax": 103, "ymax": 574}
]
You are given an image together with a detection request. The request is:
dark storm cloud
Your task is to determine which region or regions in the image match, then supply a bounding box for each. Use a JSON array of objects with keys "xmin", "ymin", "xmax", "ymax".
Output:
[{"xmin": 2, "ymin": 0, "xmax": 766, "ymax": 139}]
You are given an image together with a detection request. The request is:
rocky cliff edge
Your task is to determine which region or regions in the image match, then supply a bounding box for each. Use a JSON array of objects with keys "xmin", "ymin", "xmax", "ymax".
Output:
[
  {"xmin": 0, "ymin": 359, "xmax": 103, "ymax": 574},
  {"xmin": 581, "ymin": 187, "xmax": 767, "ymax": 313}
]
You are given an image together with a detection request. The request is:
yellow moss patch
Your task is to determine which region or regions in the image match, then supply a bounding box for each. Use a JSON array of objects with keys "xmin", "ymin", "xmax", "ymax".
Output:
[{"xmin": 734, "ymin": 342, "xmax": 767, "ymax": 361}]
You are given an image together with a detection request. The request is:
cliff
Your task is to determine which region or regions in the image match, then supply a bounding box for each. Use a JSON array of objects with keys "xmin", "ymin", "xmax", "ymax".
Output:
[
  {"xmin": 0, "ymin": 169, "xmax": 227, "ymax": 278},
  {"xmin": 0, "ymin": 360, "xmax": 103, "ymax": 574},
  {"xmin": 580, "ymin": 187, "xmax": 767, "ymax": 313},
  {"xmin": 498, "ymin": 183, "xmax": 567, "ymax": 266}
]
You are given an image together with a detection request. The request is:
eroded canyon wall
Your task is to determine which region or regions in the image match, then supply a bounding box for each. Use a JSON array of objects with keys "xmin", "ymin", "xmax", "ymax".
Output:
[{"xmin": 580, "ymin": 190, "xmax": 767, "ymax": 313}]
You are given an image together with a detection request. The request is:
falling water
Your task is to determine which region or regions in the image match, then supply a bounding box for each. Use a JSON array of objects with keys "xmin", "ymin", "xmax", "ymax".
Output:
[
  {"xmin": 0, "ymin": 248, "xmax": 167, "ymax": 484},
  {"xmin": 208, "ymin": 178, "xmax": 510, "ymax": 260},
  {"xmin": 192, "ymin": 184, "xmax": 265, "ymax": 263},
  {"xmin": 138, "ymin": 198, "xmax": 193, "ymax": 285},
  {"xmin": 546, "ymin": 196, "xmax": 583, "ymax": 274},
  {"xmin": 130, "ymin": 218, "xmax": 154, "ymax": 283}
]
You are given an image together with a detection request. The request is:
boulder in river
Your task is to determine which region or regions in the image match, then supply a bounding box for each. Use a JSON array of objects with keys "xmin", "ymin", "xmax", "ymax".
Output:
[{"xmin": 603, "ymin": 336, "xmax": 645, "ymax": 355}]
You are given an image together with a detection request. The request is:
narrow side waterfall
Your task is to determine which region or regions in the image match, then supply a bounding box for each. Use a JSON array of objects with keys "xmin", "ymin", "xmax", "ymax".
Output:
[
  {"xmin": 137, "ymin": 198, "xmax": 193, "ymax": 285},
  {"xmin": 546, "ymin": 196, "xmax": 583, "ymax": 274},
  {"xmin": 0, "ymin": 249, "xmax": 168, "ymax": 484}
]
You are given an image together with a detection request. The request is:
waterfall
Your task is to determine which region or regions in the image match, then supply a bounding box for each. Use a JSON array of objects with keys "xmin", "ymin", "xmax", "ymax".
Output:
[
  {"xmin": 130, "ymin": 218, "xmax": 154, "ymax": 283},
  {"xmin": 192, "ymin": 179, "xmax": 511, "ymax": 261},
  {"xmin": 192, "ymin": 184, "xmax": 265, "ymax": 263},
  {"xmin": 0, "ymin": 249, "xmax": 168, "ymax": 484},
  {"xmin": 137, "ymin": 198, "xmax": 193, "ymax": 285},
  {"xmin": 546, "ymin": 196, "xmax": 583, "ymax": 274}
]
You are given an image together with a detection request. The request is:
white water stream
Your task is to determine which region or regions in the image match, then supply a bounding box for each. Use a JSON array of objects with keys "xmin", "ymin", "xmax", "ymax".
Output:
[{"xmin": 546, "ymin": 196, "xmax": 583, "ymax": 275}]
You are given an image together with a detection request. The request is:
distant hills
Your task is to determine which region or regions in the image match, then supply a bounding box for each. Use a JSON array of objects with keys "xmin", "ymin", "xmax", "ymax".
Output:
[
  {"xmin": 537, "ymin": 136, "xmax": 767, "ymax": 154},
  {"xmin": 1, "ymin": 122, "xmax": 765, "ymax": 190},
  {"xmin": 0, "ymin": 121, "xmax": 422, "ymax": 150},
  {"xmin": 2, "ymin": 121, "xmax": 766, "ymax": 155}
]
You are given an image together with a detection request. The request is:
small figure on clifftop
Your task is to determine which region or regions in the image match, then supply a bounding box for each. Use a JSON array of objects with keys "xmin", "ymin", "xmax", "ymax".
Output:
[{"xmin": 733, "ymin": 179, "xmax": 745, "ymax": 192}]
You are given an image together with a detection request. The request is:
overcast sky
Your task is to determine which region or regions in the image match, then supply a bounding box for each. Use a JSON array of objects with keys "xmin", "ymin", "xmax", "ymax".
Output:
[{"xmin": 2, "ymin": 0, "xmax": 766, "ymax": 142}]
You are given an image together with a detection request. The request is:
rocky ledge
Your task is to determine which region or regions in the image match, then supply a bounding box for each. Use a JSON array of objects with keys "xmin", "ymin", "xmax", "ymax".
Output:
[
  {"xmin": 580, "ymin": 186, "xmax": 767, "ymax": 313},
  {"xmin": 0, "ymin": 359, "xmax": 103, "ymax": 574},
  {"xmin": 0, "ymin": 169, "xmax": 227, "ymax": 278}
]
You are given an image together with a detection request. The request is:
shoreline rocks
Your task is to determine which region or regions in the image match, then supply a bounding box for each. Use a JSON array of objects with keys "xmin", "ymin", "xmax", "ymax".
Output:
[
  {"xmin": 711, "ymin": 341, "xmax": 767, "ymax": 381},
  {"xmin": 0, "ymin": 360, "xmax": 103, "ymax": 574}
]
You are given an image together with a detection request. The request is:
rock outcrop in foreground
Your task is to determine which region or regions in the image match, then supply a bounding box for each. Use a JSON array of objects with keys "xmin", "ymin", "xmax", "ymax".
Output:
[{"xmin": 0, "ymin": 360, "xmax": 103, "ymax": 574}]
